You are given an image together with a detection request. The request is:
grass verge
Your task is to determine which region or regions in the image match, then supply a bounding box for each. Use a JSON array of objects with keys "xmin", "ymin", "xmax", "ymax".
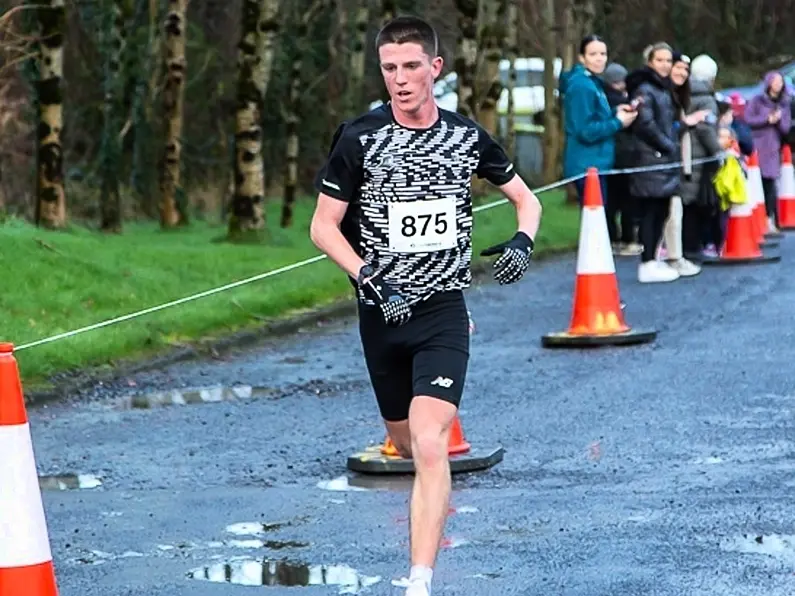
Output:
[{"xmin": 1, "ymin": 190, "xmax": 579, "ymax": 388}]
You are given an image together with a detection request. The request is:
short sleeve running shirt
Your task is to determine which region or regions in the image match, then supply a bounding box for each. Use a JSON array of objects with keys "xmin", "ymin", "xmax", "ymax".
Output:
[{"xmin": 314, "ymin": 103, "xmax": 516, "ymax": 306}]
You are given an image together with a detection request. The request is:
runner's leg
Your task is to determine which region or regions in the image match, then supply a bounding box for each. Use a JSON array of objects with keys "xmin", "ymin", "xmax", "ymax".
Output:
[
  {"xmin": 358, "ymin": 304, "xmax": 414, "ymax": 456},
  {"xmin": 404, "ymin": 293, "xmax": 469, "ymax": 593}
]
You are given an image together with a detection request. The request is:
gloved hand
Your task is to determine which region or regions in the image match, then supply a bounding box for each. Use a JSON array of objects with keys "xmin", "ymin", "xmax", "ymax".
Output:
[
  {"xmin": 480, "ymin": 231, "xmax": 534, "ymax": 285},
  {"xmin": 357, "ymin": 264, "xmax": 412, "ymax": 327}
]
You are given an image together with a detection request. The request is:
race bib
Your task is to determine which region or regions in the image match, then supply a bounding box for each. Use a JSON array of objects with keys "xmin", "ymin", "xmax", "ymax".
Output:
[{"xmin": 387, "ymin": 198, "xmax": 457, "ymax": 253}]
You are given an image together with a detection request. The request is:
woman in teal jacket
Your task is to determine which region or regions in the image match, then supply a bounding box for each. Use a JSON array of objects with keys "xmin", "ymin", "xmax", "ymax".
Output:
[{"xmin": 560, "ymin": 35, "xmax": 637, "ymax": 226}]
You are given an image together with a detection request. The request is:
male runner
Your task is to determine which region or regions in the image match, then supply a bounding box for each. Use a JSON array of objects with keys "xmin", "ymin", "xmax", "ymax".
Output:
[{"xmin": 310, "ymin": 15, "xmax": 542, "ymax": 596}]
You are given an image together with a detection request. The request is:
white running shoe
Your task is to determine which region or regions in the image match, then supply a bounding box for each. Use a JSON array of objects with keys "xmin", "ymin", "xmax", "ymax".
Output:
[
  {"xmin": 405, "ymin": 579, "xmax": 431, "ymax": 596},
  {"xmin": 669, "ymin": 258, "xmax": 701, "ymax": 277},
  {"xmin": 638, "ymin": 260, "xmax": 679, "ymax": 283}
]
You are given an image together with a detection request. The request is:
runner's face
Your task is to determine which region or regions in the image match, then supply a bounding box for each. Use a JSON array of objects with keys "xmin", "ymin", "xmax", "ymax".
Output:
[{"xmin": 379, "ymin": 42, "xmax": 442, "ymax": 114}]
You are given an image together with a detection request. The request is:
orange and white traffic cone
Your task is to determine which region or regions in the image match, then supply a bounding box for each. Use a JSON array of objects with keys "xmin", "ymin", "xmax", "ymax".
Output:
[
  {"xmin": 778, "ymin": 145, "xmax": 795, "ymax": 231},
  {"xmin": 746, "ymin": 151, "xmax": 781, "ymax": 244},
  {"xmin": 347, "ymin": 313, "xmax": 503, "ymax": 475},
  {"xmin": 380, "ymin": 415, "xmax": 471, "ymax": 456},
  {"xmin": 541, "ymin": 168, "xmax": 657, "ymax": 348},
  {"xmin": 0, "ymin": 343, "xmax": 59, "ymax": 596},
  {"xmin": 701, "ymin": 189, "xmax": 780, "ymax": 266}
]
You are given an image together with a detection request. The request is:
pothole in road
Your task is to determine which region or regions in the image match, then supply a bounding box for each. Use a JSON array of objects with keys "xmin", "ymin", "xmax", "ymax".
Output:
[
  {"xmin": 186, "ymin": 558, "xmax": 381, "ymax": 594},
  {"xmin": 118, "ymin": 379, "xmax": 370, "ymax": 409},
  {"xmin": 39, "ymin": 473, "xmax": 102, "ymax": 491},
  {"xmin": 117, "ymin": 385, "xmax": 278, "ymax": 409}
]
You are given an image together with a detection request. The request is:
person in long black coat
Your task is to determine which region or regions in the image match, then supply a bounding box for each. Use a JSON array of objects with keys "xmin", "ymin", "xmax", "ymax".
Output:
[{"xmin": 626, "ymin": 42, "xmax": 683, "ymax": 284}]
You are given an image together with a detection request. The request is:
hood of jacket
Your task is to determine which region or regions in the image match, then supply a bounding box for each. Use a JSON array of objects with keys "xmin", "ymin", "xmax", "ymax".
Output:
[
  {"xmin": 762, "ymin": 70, "xmax": 791, "ymax": 102},
  {"xmin": 689, "ymin": 77, "xmax": 713, "ymax": 97},
  {"xmin": 625, "ymin": 65, "xmax": 671, "ymax": 97}
]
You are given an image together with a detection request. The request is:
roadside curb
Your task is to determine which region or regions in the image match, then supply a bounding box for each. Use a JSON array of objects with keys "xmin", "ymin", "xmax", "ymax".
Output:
[{"xmin": 24, "ymin": 245, "xmax": 577, "ymax": 406}]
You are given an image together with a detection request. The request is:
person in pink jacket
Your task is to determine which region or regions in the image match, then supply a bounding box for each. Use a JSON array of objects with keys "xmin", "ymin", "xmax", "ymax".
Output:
[{"xmin": 744, "ymin": 71, "xmax": 791, "ymax": 232}]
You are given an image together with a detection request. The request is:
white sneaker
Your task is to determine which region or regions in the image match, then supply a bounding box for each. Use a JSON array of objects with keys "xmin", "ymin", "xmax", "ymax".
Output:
[
  {"xmin": 405, "ymin": 580, "xmax": 430, "ymax": 596},
  {"xmin": 638, "ymin": 260, "xmax": 679, "ymax": 283},
  {"xmin": 668, "ymin": 258, "xmax": 701, "ymax": 277}
]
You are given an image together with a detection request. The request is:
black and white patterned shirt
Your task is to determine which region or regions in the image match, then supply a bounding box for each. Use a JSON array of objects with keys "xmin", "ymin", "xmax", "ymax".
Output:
[{"xmin": 314, "ymin": 103, "xmax": 516, "ymax": 306}]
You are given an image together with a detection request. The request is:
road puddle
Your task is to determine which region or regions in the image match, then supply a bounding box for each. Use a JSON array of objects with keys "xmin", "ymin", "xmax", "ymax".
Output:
[
  {"xmin": 118, "ymin": 378, "xmax": 370, "ymax": 409},
  {"xmin": 39, "ymin": 473, "xmax": 102, "ymax": 491},
  {"xmin": 186, "ymin": 558, "xmax": 381, "ymax": 594},
  {"xmin": 317, "ymin": 475, "xmax": 370, "ymax": 492},
  {"xmin": 118, "ymin": 385, "xmax": 278, "ymax": 409},
  {"xmin": 207, "ymin": 539, "xmax": 310, "ymax": 550},
  {"xmin": 721, "ymin": 533, "xmax": 795, "ymax": 567},
  {"xmin": 347, "ymin": 474, "xmax": 413, "ymax": 491}
]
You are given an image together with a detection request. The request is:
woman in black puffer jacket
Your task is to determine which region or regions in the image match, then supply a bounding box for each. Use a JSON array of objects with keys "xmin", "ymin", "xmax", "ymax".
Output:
[{"xmin": 626, "ymin": 42, "xmax": 682, "ymax": 284}]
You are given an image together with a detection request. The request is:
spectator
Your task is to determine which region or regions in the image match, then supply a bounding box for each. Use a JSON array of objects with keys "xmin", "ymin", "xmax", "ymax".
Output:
[
  {"xmin": 744, "ymin": 70, "xmax": 792, "ymax": 232},
  {"xmin": 720, "ymin": 92, "xmax": 754, "ymax": 155},
  {"xmin": 660, "ymin": 50, "xmax": 702, "ymax": 277},
  {"xmin": 679, "ymin": 54, "xmax": 723, "ymax": 259},
  {"xmin": 602, "ymin": 62, "xmax": 642, "ymax": 256},
  {"xmin": 560, "ymin": 34, "xmax": 638, "ymax": 232},
  {"xmin": 625, "ymin": 42, "xmax": 682, "ymax": 283}
]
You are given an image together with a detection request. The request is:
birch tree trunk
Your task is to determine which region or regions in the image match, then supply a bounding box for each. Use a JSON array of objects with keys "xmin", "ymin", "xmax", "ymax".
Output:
[
  {"xmin": 542, "ymin": 0, "xmax": 561, "ymax": 184},
  {"xmin": 453, "ymin": 0, "xmax": 478, "ymax": 119},
  {"xmin": 159, "ymin": 0, "xmax": 189, "ymax": 228},
  {"xmin": 476, "ymin": 0, "xmax": 504, "ymax": 136},
  {"xmin": 503, "ymin": 0, "xmax": 518, "ymax": 158},
  {"xmin": 327, "ymin": 2, "xmax": 348, "ymax": 145},
  {"xmin": 99, "ymin": 0, "xmax": 127, "ymax": 232},
  {"xmin": 227, "ymin": 0, "xmax": 280, "ymax": 238},
  {"xmin": 347, "ymin": 0, "xmax": 369, "ymax": 115},
  {"xmin": 34, "ymin": 0, "xmax": 67, "ymax": 230},
  {"xmin": 280, "ymin": 0, "xmax": 328, "ymax": 229}
]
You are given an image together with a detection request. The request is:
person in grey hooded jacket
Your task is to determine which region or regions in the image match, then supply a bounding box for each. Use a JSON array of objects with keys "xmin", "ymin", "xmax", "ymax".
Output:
[{"xmin": 679, "ymin": 54, "xmax": 724, "ymax": 259}]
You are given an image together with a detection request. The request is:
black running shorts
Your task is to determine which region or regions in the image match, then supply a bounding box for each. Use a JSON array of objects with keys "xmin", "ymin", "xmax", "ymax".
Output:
[{"xmin": 357, "ymin": 290, "xmax": 470, "ymax": 422}]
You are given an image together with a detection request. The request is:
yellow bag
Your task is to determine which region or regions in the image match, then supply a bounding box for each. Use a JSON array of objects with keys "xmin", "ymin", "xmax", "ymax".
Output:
[{"xmin": 712, "ymin": 155, "xmax": 748, "ymax": 211}]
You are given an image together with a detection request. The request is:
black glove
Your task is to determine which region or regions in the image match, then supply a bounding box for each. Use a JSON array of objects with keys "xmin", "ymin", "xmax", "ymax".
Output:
[
  {"xmin": 480, "ymin": 231, "xmax": 534, "ymax": 285},
  {"xmin": 357, "ymin": 265, "xmax": 412, "ymax": 327}
]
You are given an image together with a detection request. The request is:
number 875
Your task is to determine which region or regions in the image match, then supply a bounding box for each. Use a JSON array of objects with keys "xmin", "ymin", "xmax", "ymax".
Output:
[{"xmin": 401, "ymin": 213, "xmax": 448, "ymax": 237}]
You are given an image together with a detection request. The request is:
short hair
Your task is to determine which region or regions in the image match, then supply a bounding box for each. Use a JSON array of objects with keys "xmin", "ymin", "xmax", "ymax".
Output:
[{"xmin": 375, "ymin": 15, "xmax": 439, "ymax": 59}]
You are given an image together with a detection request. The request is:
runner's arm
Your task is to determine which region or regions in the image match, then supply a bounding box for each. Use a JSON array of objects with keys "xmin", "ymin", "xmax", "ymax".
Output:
[
  {"xmin": 310, "ymin": 122, "xmax": 366, "ymax": 280},
  {"xmin": 498, "ymin": 175, "xmax": 542, "ymax": 242},
  {"xmin": 310, "ymin": 194, "xmax": 366, "ymax": 280}
]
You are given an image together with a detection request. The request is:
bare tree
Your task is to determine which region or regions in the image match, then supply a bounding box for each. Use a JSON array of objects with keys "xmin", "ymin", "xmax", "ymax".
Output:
[
  {"xmin": 34, "ymin": 0, "xmax": 67, "ymax": 229},
  {"xmin": 280, "ymin": 0, "xmax": 329, "ymax": 229},
  {"xmin": 99, "ymin": 0, "xmax": 127, "ymax": 232},
  {"xmin": 541, "ymin": 0, "xmax": 560, "ymax": 184},
  {"xmin": 159, "ymin": 0, "xmax": 189, "ymax": 228},
  {"xmin": 227, "ymin": 0, "xmax": 281, "ymax": 238}
]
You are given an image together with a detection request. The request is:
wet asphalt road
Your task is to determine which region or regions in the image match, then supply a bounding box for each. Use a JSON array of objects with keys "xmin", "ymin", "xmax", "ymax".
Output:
[{"xmin": 25, "ymin": 235, "xmax": 795, "ymax": 596}]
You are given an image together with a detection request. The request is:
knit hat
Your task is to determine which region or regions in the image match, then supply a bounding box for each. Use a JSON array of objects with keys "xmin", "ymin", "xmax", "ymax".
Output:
[
  {"xmin": 690, "ymin": 54, "xmax": 718, "ymax": 81},
  {"xmin": 603, "ymin": 63, "xmax": 627, "ymax": 85},
  {"xmin": 672, "ymin": 50, "xmax": 690, "ymax": 66}
]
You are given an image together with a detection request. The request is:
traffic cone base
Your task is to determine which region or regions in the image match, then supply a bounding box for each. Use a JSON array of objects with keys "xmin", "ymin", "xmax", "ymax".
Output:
[
  {"xmin": 347, "ymin": 415, "xmax": 503, "ymax": 475},
  {"xmin": 0, "ymin": 343, "xmax": 59, "ymax": 596},
  {"xmin": 702, "ymin": 201, "xmax": 781, "ymax": 266},
  {"xmin": 542, "ymin": 168, "xmax": 657, "ymax": 349}
]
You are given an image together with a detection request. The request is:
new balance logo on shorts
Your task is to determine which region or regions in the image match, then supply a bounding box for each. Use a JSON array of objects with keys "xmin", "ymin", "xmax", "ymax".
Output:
[{"xmin": 431, "ymin": 376, "xmax": 454, "ymax": 388}]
